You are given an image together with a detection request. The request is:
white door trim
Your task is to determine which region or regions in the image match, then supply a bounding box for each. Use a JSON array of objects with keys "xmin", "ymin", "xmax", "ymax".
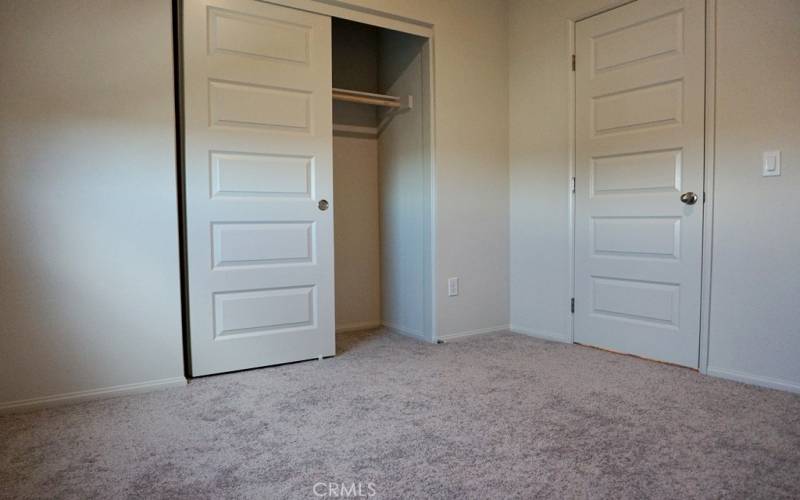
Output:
[
  {"xmin": 698, "ymin": 0, "xmax": 717, "ymax": 374},
  {"xmin": 262, "ymin": 0, "xmax": 433, "ymax": 37},
  {"xmin": 566, "ymin": 18, "xmax": 577, "ymax": 344},
  {"xmin": 567, "ymin": 0, "xmax": 716, "ymax": 372}
]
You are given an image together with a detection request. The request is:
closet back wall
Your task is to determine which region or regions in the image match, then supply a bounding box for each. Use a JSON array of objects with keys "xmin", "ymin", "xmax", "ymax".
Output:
[{"xmin": 333, "ymin": 20, "xmax": 382, "ymax": 331}]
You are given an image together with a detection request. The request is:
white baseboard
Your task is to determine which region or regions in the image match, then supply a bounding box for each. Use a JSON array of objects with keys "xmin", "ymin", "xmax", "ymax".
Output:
[
  {"xmin": 382, "ymin": 321, "xmax": 431, "ymax": 343},
  {"xmin": 438, "ymin": 324, "xmax": 509, "ymax": 341},
  {"xmin": 509, "ymin": 325, "xmax": 572, "ymax": 344},
  {"xmin": 336, "ymin": 321, "xmax": 382, "ymax": 334},
  {"xmin": 707, "ymin": 367, "xmax": 800, "ymax": 394},
  {"xmin": 0, "ymin": 377, "xmax": 187, "ymax": 414}
]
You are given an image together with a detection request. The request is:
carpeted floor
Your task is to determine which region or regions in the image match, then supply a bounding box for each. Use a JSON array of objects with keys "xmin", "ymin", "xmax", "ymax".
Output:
[{"xmin": 1, "ymin": 329, "xmax": 799, "ymax": 499}]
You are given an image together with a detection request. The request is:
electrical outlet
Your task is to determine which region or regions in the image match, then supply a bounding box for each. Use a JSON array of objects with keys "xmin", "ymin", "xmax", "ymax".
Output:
[{"xmin": 447, "ymin": 277, "xmax": 459, "ymax": 297}]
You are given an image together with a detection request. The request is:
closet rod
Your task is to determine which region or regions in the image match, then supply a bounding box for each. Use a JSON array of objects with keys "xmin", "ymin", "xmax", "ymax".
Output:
[{"xmin": 332, "ymin": 88, "xmax": 402, "ymax": 108}]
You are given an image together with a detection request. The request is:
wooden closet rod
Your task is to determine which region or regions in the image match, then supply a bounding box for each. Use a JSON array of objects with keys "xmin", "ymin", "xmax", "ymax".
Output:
[{"xmin": 332, "ymin": 88, "xmax": 402, "ymax": 108}]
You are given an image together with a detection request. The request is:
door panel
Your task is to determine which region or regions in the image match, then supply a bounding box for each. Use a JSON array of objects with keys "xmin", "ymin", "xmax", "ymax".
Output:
[
  {"xmin": 208, "ymin": 80, "xmax": 313, "ymax": 132},
  {"xmin": 591, "ymin": 149, "xmax": 681, "ymax": 195},
  {"xmin": 184, "ymin": 0, "xmax": 333, "ymax": 376},
  {"xmin": 591, "ymin": 80, "xmax": 683, "ymax": 136},
  {"xmin": 591, "ymin": 10, "xmax": 683, "ymax": 72},
  {"xmin": 210, "ymin": 152, "xmax": 314, "ymax": 199},
  {"xmin": 574, "ymin": 0, "xmax": 705, "ymax": 368}
]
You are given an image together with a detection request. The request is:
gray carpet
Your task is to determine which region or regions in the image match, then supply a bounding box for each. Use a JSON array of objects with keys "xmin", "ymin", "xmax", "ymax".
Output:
[{"xmin": 1, "ymin": 329, "xmax": 799, "ymax": 499}]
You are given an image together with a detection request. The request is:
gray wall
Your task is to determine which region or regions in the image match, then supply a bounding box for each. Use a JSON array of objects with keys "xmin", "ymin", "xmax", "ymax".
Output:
[
  {"xmin": 379, "ymin": 30, "xmax": 428, "ymax": 338},
  {"xmin": 339, "ymin": 0, "xmax": 511, "ymax": 338},
  {"xmin": 508, "ymin": 0, "xmax": 628, "ymax": 342},
  {"xmin": 707, "ymin": 0, "xmax": 800, "ymax": 391},
  {"xmin": 9, "ymin": 0, "xmax": 794, "ymax": 408},
  {"xmin": 508, "ymin": 0, "xmax": 800, "ymax": 392},
  {"xmin": 0, "ymin": 0, "xmax": 184, "ymax": 407},
  {"xmin": 0, "ymin": 0, "xmax": 511, "ymax": 407}
]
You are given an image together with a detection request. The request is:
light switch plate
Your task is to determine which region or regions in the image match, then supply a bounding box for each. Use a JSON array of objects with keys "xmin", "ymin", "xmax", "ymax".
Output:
[
  {"xmin": 763, "ymin": 150, "xmax": 781, "ymax": 177},
  {"xmin": 447, "ymin": 277, "xmax": 459, "ymax": 297}
]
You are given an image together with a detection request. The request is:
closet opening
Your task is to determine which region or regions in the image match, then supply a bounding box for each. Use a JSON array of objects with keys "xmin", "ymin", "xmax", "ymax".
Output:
[{"xmin": 331, "ymin": 18, "xmax": 435, "ymax": 343}]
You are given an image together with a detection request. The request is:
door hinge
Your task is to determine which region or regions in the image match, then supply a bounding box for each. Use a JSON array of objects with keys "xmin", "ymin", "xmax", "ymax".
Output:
[
  {"xmin": 571, "ymin": 298, "xmax": 575, "ymax": 314},
  {"xmin": 570, "ymin": 176, "xmax": 576, "ymax": 193},
  {"xmin": 572, "ymin": 54, "xmax": 576, "ymax": 71}
]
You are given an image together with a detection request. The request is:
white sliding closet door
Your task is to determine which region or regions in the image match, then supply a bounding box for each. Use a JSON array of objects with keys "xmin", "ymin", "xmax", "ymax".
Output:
[
  {"xmin": 183, "ymin": 0, "xmax": 334, "ymax": 376},
  {"xmin": 574, "ymin": 0, "xmax": 705, "ymax": 368}
]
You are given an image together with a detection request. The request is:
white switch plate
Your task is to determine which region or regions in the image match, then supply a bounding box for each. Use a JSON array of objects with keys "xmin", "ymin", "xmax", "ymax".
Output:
[
  {"xmin": 447, "ymin": 277, "xmax": 459, "ymax": 297},
  {"xmin": 763, "ymin": 150, "xmax": 781, "ymax": 177}
]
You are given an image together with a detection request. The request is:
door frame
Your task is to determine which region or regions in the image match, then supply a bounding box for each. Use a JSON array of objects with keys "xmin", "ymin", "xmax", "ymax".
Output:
[
  {"xmin": 566, "ymin": 0, "xmax": 717, "ymax": 373},
  {"xmin": 174, "ymin": 0, "xmax": 440, "ymax": 368}
]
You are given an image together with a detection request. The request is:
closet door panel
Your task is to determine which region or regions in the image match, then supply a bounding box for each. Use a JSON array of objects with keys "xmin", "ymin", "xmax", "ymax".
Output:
[{"xmin": 183, "ymin": 0, "xmax": 334, "ymax": 376}]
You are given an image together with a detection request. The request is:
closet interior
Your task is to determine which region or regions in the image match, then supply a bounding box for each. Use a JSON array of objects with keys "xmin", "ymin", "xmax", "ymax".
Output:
[{"xmin": 331, "ymin": 18, "xmax": 431, "ymax": 341}]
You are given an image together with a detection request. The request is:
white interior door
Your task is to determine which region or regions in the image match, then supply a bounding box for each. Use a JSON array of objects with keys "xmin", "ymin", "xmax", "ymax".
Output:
[
  {"xmin": 574, "ymin": 0, "xmax": 705, "ymax": 367},
  {"xmin": 184, "ymin": 0, "xmax": 334, "ymax": 376}
]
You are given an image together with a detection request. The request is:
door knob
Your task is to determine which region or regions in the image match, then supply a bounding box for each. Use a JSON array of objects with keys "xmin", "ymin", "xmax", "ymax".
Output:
[
  {"xmin": 318, "ymin": 199, "xmax": 329, "ymax": 211},
  {"xmin": 680, "ymin": 192, "xmax": 698, "ymax": 205}
]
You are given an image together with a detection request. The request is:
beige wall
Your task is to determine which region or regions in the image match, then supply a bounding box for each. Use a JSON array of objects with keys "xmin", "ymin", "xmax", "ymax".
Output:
[
  {"xmin": 338, "ymin": 0, "xmax": 511, "ymax": 337},
  {"xmin": 0, "ymin": 0, "xmax": 184, "ymax": 408},
  {"xmin": 508, "ymin": 0, "xmax": 800, "ymax": 392}
]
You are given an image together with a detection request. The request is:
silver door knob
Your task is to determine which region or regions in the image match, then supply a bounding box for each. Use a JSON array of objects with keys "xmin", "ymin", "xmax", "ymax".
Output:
[
  {"xmin": 318, "ymin": 199, "xmax": 329, "ymax": 211},
  {"xmin": 680, "ymin": 192, "xmax": 698, "ymax": 205}
]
